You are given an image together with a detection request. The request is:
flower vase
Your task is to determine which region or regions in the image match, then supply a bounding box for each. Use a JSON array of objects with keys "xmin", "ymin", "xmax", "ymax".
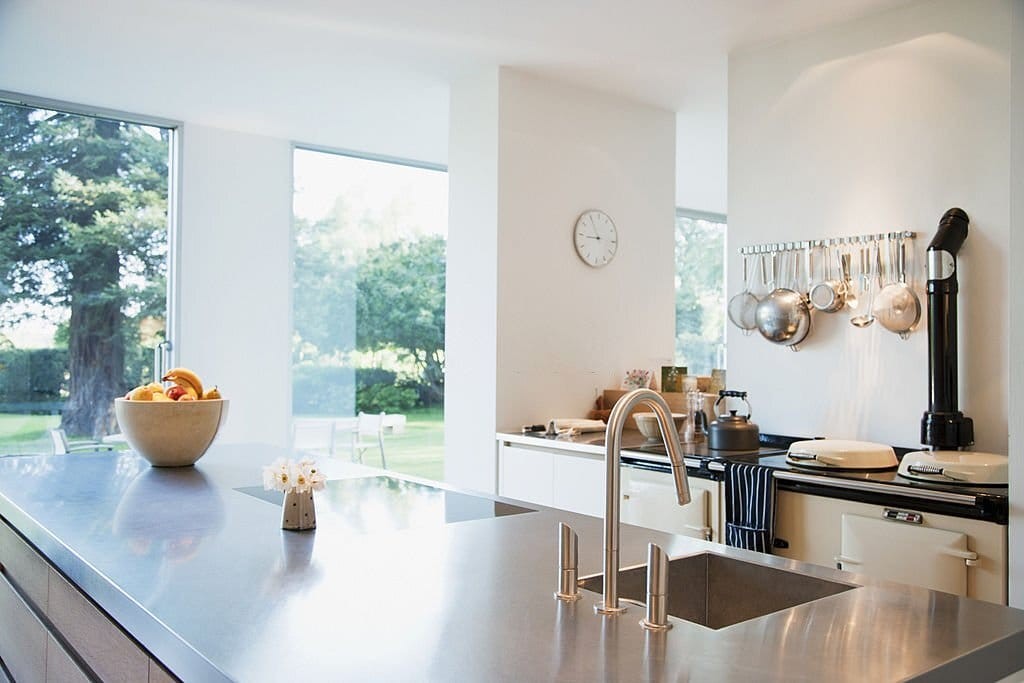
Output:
[{"xmin": 281, "ymin": 489, "xmax": 316, "ymax": 531}]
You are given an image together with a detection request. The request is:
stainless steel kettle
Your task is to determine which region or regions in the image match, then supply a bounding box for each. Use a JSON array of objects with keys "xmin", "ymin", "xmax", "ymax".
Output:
[{"xmin": 707, "ymin": 390, "xmax": 761, "ymax": 451}]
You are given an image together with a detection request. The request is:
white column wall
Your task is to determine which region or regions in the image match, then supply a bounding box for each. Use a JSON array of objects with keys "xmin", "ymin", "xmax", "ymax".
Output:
[
  {"xmin": 1008, "ymin": 0, "xmax": 1024, "ymax": 610},
  {"xmin": 728, "ymin": 0, "xmax": 1012, "ymax": 453},
  {"xmin": 176, "ymin": 126, "xmax": 293, "ymax": 446},
  {"xmin": 444, "ymin": 71, "xmax": 501, "ymax": 494}
]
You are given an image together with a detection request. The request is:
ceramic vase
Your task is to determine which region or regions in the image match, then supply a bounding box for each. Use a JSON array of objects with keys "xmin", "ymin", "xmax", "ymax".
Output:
[{"xmin": 282, "ymin": 489, "xmax": 316, "ymax": 531}]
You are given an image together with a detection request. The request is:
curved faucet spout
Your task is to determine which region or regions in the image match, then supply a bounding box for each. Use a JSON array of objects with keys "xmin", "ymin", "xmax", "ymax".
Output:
[{"xmin": 597, "ymin": 389, "xmax": 691, "ymax": 615}]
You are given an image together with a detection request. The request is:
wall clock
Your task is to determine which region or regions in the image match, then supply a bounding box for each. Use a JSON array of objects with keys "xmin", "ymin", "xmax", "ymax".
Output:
[{"xmin": 573, "ymin": 209, "xmax": 618, "ymax": 267}]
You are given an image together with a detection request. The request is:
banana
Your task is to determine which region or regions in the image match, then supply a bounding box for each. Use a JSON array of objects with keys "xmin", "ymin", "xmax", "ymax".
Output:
[{"xmin": 162, "ymin": 367, "xmax": 203, "ymax": 400}]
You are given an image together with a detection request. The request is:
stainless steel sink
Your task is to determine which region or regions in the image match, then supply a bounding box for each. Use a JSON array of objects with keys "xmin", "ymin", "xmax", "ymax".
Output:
[{"xmin": 578, "ymin": 551, "xmax": 857, "ymax": 630}]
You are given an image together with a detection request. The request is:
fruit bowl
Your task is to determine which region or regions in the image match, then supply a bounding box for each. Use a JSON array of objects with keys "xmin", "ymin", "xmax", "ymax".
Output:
[
  {"xmin": 114, "ymin": 398, "xmax": 229, "ymax": 467},
  {"xmin": 633, "ymin": 411, "xmax": 688, "ymax": 442}
]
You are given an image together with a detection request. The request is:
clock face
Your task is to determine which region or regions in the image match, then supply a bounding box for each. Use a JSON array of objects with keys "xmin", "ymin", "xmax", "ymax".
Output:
[{"xmin": 573, "ymin": 210, "xmax": 618, "ymax": 267}]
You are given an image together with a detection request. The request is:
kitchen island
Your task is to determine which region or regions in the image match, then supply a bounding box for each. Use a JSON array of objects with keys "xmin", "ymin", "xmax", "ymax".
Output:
[{"xmin": 1, "ymin": 444, "xmax": 1023, "ymax": 681}]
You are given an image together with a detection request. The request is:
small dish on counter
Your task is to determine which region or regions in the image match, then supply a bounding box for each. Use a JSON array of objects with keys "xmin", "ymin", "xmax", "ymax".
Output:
[{"xmin": 633, "ymin": 412, "xmax": 687, "ymax": 441}]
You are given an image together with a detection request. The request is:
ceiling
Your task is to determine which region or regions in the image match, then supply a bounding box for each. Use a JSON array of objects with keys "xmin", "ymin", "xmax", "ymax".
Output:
[
  {"xmin": 192, "ymin": 0, "xmax": 913, "ymax": 111},
  {"xmin": 1, "ymin": 0, "xmax": 915, "ymax": 208}
]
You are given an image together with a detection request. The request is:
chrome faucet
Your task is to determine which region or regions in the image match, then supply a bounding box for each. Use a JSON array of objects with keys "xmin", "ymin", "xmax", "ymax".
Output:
[{"xmin": 597, "ymin": 389, "xmax": 690, "ymax": 615}]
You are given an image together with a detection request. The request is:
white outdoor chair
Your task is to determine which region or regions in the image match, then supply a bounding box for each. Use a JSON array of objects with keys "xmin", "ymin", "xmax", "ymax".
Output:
[
  {"xmin": 49, "ymin": 428, "xmax": 112, "ymax": 455},
  {"xmin": 291, "ymin": 419, "xmax": 336, "ymax": 457},
  {"xmin": 350, "ymin": 412, "xmax": 386, "ymax": 468}
]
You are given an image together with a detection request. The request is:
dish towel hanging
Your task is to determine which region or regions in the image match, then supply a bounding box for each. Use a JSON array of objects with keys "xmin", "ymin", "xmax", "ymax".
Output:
[{"xmin": 723, "ymin": 461, "xmax": 777, "ymax": 553}]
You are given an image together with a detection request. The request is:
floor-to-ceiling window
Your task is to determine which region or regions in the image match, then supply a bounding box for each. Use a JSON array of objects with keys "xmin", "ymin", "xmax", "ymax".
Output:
[
  {"xmin": 0, "ymin": 97, "xmax": 175, "ymax": 455},
  {"xmin": 675, "ymin": 208, "xmax": 727, "ymax": 376},
  {"xmin": 291, "ymin": 147, "xmax": 447, "ymax": 480}
]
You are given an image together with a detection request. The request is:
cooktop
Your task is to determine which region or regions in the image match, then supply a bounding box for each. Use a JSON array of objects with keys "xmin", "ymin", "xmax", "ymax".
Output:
[{"xmin": 237, "ymin": 475, "xmax": 536, "ymax": 534}]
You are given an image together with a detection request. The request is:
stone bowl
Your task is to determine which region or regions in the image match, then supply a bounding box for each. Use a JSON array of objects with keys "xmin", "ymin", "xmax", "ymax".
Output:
[
  {"xmin": 633, "ymin": 412, "xmax": 688, "ymax": 441},
  {"xmin": 114, "ymin": 398, "xmax": 229, "ymax": 467}
]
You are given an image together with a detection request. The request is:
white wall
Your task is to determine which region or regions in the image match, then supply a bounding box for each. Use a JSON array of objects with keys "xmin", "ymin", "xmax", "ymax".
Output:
[
  {"xmin": 176, "ymin": 126, "xmax": 293, "ymax": 445},
  {"xmin": 494, "ymin": 70, "xmax": 677, "ymax": 432},
  {"xmin": 676, "ymin": 102, "xmax": 728, "ymax": 215},
  {"xmin": 0, "ymin": 0, "xmax": 450, "ymax": 446},
  {"xmin": 728, "ymin": 0, "xmax": 1012, "ymax": 453},
  {"xmin": 444, "ymin": 71, "xmax": 501, "ymax": 493},
  {"xmin": 1008, "ymin": 0, "xmax": 1024, "ymax": 610},
  {"xmin": 444, "ymin": 69, "xmax": 676, "ymax": 492},
  {"xmin": 0, "ymin": 0, "xmax": 449, "ymax": 164}
]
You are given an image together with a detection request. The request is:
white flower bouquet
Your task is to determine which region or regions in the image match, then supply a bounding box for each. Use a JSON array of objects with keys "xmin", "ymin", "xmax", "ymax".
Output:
[{"xmin": 262, "ymin": 457, "xmax": 327, "ymax": 495}]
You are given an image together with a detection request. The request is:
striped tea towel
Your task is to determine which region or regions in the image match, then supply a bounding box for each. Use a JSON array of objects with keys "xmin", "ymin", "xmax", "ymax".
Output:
[{"xmin": 723, "ymin": 461, "xmax": 776, "ymax": 553}]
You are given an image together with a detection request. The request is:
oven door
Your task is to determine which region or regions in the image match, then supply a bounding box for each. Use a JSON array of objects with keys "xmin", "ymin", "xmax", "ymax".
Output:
[{"xmin": 836, "ymin": 513, "xmax": 976, "ymax": 596}]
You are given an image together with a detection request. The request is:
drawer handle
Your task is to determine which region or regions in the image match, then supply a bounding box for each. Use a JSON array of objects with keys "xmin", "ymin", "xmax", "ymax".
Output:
[
  {"xmin": 834, "ymin": 555, "xmax": 860, "ymax": 568},
  {"xmin": 941, "ymin": 547, "xmax": 979, "ymax": 566}
]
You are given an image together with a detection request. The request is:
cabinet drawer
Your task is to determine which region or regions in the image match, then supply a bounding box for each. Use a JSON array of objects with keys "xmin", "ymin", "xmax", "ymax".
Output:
[
  {"xmin": 46, "ymin": 634, "xmax": 91, "ymax": 683},
  {"xmin": 622, "ymin": 468, "xmax": 714, "ymax": 540},
  {"xmin": 47, "ymin": 569, "xmax": 149, "ymax": 683},
  {"xmin": 498, "ymin": 444, "xmax": 555, "ymax": 507},
  {"xmin": 0, "ymin": 567, "xmax": 47, "ymax": 683},
  {"xmin": 0, "ymin": 518, "xmax": 49, "ymax": 610}
]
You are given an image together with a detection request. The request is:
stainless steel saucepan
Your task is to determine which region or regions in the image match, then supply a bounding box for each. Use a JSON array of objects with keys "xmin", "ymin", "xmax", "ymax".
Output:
[{"xmin": 754, "ymin": 245, "xmax": 811, "ymax": 351}]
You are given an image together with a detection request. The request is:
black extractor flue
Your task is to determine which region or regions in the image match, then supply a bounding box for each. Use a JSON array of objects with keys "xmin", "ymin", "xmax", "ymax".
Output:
[{"xmin": 921, "ymin": 207, "xmax": 974, "ymax": 449}]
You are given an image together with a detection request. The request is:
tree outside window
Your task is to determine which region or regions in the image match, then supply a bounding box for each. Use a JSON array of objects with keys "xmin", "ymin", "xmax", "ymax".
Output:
[{"xmin": 0, "ymin": 101, "xmax": 171, "ymax": 449}]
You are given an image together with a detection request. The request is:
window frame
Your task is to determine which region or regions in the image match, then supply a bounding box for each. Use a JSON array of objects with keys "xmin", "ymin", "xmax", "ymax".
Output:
[
  {"xmin": 287, "ymin": 141, "xmax": 449, "ymax": 423},
  {"xmin": 674, "ymin": 206, "xmax": 728, "ymax": 373}
]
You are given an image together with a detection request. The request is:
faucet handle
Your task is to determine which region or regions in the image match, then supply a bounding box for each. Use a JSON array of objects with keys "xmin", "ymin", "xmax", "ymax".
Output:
[
  {"xmin": 554, "ymin": 522, "xmax": 582, "ymax": 602},
  {"xmin": 640, "ymin": 543, "xmax": 672, "ymax": 631}
]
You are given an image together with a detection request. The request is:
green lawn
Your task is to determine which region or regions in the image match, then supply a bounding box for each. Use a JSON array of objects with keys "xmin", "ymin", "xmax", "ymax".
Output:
[
  {"xmin": 0, "ymin": 413, "xmax": 61, "ymax": 455},
  {"xmin": 365, "ymin": 406, "xmax": 445, "ymax": 481}
]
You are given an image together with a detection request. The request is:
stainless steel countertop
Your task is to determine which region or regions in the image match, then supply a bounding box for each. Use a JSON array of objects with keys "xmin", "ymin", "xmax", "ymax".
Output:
[{"xmin": 1, "ymin": 444, "xmax": 1023, "ymax": 682}]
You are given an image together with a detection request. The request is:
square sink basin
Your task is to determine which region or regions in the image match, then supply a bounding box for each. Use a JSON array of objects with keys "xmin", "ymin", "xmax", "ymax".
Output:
[{"xmin": 578, "ymin": 552, "xmax": 856, "ymax": 630}]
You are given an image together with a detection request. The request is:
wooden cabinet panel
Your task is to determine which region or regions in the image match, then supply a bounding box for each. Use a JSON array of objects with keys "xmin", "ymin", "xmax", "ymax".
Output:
[
  {"xmin": 149, "ymin": 658, "xmax": 179, "ymax": 683},
  {"xmin": 46, "ymin": 634, "xmax": 91, "ymax": 683},
  {"xmin": 0, "ymin": 569, "xmax": 47, "ymax": 683},
  {"xmin": 0, "ymin": 519, "xmax": 49, "ymax": 611},
  {"xmin": 47, "ymin": 570, "xmax": 149, "ymax": 683}
]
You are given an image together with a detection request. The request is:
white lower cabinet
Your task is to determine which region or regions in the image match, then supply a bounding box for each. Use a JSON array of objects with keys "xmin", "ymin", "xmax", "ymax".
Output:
[
  {"xmin": 498, "ymin": 444, "xmax": 555, "ymax": 507},
  {"xmin": 621, "ymin": 468, "xmax": 721, "ymax": 542},
  {"xmin": 498, "ymin": 441, "xmax": 721, "ymax": 537},
  {"xmin": 498, "ymin": 443, "xmax": 605, "ymax": 515},
  {"xmin": 552, "ymin": 452, "xmax": 606, "ymax": 517},
  {"xmin": 774, "ymin": 490, "xmax": 1007, "ymax": 604},
  {"xmin": 0, "ymin": 518, "xmax": 177, "ymax": 682}
]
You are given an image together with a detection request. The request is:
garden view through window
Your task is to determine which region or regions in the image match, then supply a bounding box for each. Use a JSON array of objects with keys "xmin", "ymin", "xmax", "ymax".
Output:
[
  {"xmin": 0, "ymin": 100, "xmax": 173, "ymax": 456},
  {"xmin": 291, "ymin": 148, "xmax": 447, "ymax": 481},
  {"xmin": 675, "ymin": 209, "xmax": 727, "ymax": 376}
]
